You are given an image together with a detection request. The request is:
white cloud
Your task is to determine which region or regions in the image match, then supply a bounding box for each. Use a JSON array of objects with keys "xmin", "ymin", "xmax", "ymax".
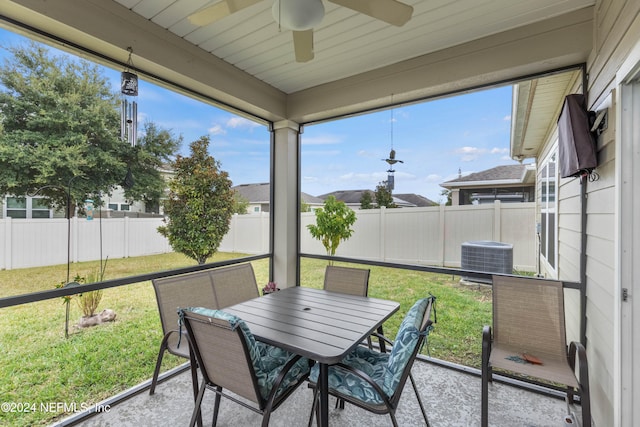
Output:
[
  {"xmin": 455, "ymin": 146, "xmax": 485, "ymax": 162},
  {"xmin": 226, "ymin": 116, "xmax": 260, "ymax": 129},
  {"xmin": 208, "ymin": 124, "xmax": 226, "ymax": 135},
  {"xmin": 426, "ymin": 174, "xmax": 442, "ymax": 183},
  {"xmin": 503, "ymin": 115, "xmax": 511, "ymax": 121},
  {"xmin": 491, "ymin": 147, "xmax": 509, "ymax": 154}
]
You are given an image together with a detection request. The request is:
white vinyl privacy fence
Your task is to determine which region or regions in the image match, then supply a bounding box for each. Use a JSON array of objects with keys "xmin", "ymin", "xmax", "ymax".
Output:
[{"xmin": 0, "ymin": 202, "xmax": 536, "ymax": 271}]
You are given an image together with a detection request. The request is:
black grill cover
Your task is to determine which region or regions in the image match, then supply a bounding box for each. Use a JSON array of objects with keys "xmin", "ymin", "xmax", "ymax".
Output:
[{"xmin": 557, "ymin": 94, "xmax": 597, "ymax": 178}]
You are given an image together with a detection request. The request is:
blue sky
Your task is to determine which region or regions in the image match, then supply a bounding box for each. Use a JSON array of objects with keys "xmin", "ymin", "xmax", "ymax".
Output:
[{"xmin": 0, "ymin": 27, "xmax": 517, "ymax": 204}]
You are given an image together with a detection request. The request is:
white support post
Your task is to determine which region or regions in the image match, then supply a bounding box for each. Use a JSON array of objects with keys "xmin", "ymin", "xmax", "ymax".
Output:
[
  {"xmin": 493, "ymin": 200, "xmax": 502, "ymax": 242},
  {"xmin": 272, "ymin": 121, "xmax": 300, "ymax": 288}
]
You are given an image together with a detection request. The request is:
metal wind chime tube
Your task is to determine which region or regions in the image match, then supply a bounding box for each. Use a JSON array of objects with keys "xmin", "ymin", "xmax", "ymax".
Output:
[{"xmin": 120, "ymin": 97, "xmax": 137, "ymax": 147}]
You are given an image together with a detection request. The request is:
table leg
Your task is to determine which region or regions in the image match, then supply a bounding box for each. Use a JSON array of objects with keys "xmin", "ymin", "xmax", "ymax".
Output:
[
  {"xmin": 318, "ymin": 363, "xmax": 329, "ymax": 427},
  {"xmin": 376, "ymin": 326, "xmax": 387, "ymax": 353}
]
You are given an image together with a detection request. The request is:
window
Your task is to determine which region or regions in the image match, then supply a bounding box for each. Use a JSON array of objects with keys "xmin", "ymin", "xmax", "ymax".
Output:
[
  {"xmin": 3, "ymin": 196, "xmax": 52, "ymax": 219},
  {"xmin": 108, "ymin": 203, "xmax": 130, "ymax": 211},
  {"xmin": 253, "ymin": 206, "xmax": 260, "ymax": 213},
  {"xmin": 539, "ymin": 152, "xmax": 557, "ymax": 271}
]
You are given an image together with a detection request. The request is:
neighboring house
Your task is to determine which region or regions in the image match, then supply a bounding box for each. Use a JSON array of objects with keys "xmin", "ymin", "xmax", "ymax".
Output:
[
  {"xmin": 1, "ymin": 164, "xmax": 175, "ymax": 219},
  {"xmin": 319, "ymin": 189, "xmax": 437, "ymax": 209},
  {"xmin": 1, "ymin": 195, "xmax": 58, "ymax": 219},
  {"xmin": 393, "ymin": 193, "xmax": 439, "ymax": 207},
  {"xmin": 232, "ymin": 183, "xmax": 324, "ymax": 213},
  {"xmin": 440, "ymin": 164, "xmax": 536, "ymax": 205}
]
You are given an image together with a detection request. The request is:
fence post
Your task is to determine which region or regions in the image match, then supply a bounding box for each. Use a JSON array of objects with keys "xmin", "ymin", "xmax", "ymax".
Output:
[
  {"xmin": 379, "ymin": 206, "xmax": 386, "ymax": 261},
  {"xmin": 493, "ymin": 200, "xmax": 502, "ymax": 241},
  {"xmin": 71, "ymin": 216, "xmax": 79, "ymax": 263},
  {"xmin": 232, "ymin": 213, "xmax": 238, "ymax": 252},
  {"xmin": 124, "ymin": 216, "xmax": 130, "ymax": 258},
  {"xmin": 3, "ymin": 217, "xmax": 12, "ymax": 270},
  {"xmin": 438, "ymin": 204, "xmax": 446, "ymax": 267}
]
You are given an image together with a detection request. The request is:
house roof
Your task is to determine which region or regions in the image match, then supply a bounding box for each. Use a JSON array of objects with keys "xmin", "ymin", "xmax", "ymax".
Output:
[
  {"xmin": 319, "ymin": 190, "xmax": 436, "ymax": 207},
  {"xmin": 232, "ymin": 183, "xmax": 323, "ymax": 205},
  {"xmin": 393, "ymin": 194, "xmax": 439, "ymax": 207},
  {"xmin": 440, "ymin": 164, "xmax": 535, "ymax": 189}
]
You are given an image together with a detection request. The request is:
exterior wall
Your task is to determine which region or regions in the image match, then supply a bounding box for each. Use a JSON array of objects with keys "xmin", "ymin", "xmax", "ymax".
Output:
[
  {"xmin": 534, "ymin": 2, "xmax": 640, "ymax": 425},
  {"xmin": 585, "ymin": 2, "xmax": 640, "ymax": 425}
]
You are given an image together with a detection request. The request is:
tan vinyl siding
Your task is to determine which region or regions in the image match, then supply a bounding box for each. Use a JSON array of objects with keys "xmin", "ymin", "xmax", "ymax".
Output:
[{"xmin": 581, "ymin": 1, "xmax": 640, "ymax": 424}]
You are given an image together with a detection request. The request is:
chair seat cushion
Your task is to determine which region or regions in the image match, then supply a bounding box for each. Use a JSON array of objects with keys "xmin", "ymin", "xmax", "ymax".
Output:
[
  {"xmin": 255, "ymin": 342, "xmax": 310, "ymax": 400},
  {"xmin": 309, "ymin": 346, "xmax": 390, "ymax": 405},
  {"xmin": 182, "ymin": 307, "xmax": 309, "ymax": 400}
]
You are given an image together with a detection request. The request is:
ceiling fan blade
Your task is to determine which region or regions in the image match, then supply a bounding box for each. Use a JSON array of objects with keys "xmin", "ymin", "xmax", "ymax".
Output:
[
  {"xmin": 293, "ymin": 30, "xmax": 314, "ymax": 63},
  {"xmin": 189, "ymin": 0, "xmax": 262, "ymax": 26},
  {"xmin": 329, "ymin": 0, "xmax": 413, "ymax": 26}
]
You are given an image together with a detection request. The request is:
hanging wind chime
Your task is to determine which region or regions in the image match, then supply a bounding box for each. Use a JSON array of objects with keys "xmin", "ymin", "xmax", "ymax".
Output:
[
  {"xmin": 120, "ymin": 47, "xmax": 138, "ymax": 148},
  {"xmin": 121, "ymin": 47, "xmax": 138, "ymax": 189},
  {"xmin": 383, "ymin": 99, "xmax": 404, "ymax": 192}
]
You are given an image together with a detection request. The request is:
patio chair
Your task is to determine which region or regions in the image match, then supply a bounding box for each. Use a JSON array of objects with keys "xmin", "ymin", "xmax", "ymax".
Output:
[
  {"xmin": 210, "ymin": 263, "xmax": 260, "ymax": 308},
  {"xmin": 149, "ymin": 270, "xmax": 218, "ymax": 396},
  {"xmin": 323, "ymin": 265, "xmax": 370, "ymax": 296},
  {"xmin": 323, "ymin": 265, "xmax": 376, "ymax": 352},
  {"xmin": 481, "ymin": 275, "xmax": 591, "ymax": 427},
  {"xmin": 179, "ymin": 307, "xmax": 312, "ymax": 427},
  {"xmin": 307, "ymin": 295, "xmax": 436, "ymax": 427}
]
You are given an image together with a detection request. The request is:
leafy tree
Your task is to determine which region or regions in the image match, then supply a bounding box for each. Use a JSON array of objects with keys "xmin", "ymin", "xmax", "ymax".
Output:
[
  {"xmin": 300, "ymin": 200, "xmax": 311, "ymax": 213},
  {"xmin": 0, "ymin": 42, "xmax": 177, "ymax": 216},
  {"xmin": 232, "ymin": 191, "xmax": 250, "ymax": 214},
  {"xmin": 307, "ymin": 195, "xmax": 357, "ymax": 262},
  {"xmin": 360, "ymin": 190, "xmax": 374, "ymax": 209},
  {"xmin": 158, "ymin": 136, "xmax": 234, "ymax": 264},
  {"xmin": 375, "ymin": 183, "xmax": 396, "ymax": 208},
  {"xmin": 440, "ymin": 189, "xmax": 452, "ymax": 206},
  {"xmin": 123, "ymin": 121, "xmax": 181, "ymax": 210}
]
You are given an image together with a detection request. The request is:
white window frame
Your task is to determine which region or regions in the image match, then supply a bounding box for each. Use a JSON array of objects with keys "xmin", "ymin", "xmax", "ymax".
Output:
[
  {"xmin": 3, "ymin": 196, "xmax": 53, "ymax": 219},
  {"xmin": 538, "ymin": 149, "xmax": 558, "ymax": 275}
]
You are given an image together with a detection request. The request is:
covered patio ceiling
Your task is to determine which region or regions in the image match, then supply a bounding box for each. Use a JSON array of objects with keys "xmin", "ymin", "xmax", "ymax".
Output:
[{"xmin": 2, "ymin": 0, "xmax": 594, "ymax": 124}]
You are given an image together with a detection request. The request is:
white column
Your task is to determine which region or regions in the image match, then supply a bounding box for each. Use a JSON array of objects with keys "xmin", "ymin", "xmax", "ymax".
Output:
[
  {"xmin": 272, "ymin": 120, "xmax": 300, "ymax": 288},
  {"xmin": 451, "ymin": 188, "xmax": 461, "ymax": 205}
]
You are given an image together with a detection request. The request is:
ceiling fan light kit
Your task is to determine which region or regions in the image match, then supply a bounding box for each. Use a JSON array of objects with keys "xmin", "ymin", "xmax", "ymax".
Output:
[{"xmin": 272, "ymin": 0, "xmax": 325, "ymax": 31}]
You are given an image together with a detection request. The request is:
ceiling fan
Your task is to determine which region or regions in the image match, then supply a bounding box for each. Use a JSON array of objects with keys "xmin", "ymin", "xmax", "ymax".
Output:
[{"xmin": 189, "ymin": 0, "xmax": 414, "ymax": 63}]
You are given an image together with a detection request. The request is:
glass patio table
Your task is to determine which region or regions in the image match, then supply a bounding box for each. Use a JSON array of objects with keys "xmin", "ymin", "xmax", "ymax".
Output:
[{"xmin": 224, "ymin": 286, "xmax": 400, "ymax": 427}]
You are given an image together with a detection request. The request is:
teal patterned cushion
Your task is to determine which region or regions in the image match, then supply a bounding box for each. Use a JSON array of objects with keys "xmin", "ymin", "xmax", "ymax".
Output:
[
  {"xmin": 309, "ymin": 346, "xmax": 390, "ymax": 405},
  {"xmin": 180, "ymin": 307, "xmax": 309, "ymax": 400},
  {"xmin": 383, "ymin": 298, "xmax": 428, "ymax": 395},
  {"xmin": 309, "ymin": 297, "xmax": 430, "ymax": 405}
]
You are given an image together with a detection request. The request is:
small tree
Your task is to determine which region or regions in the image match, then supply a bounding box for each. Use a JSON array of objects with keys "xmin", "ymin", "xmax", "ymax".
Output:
[
  {"xmin": 307, "ymin": 196, "xmax": 357, "ymax": 262},
  {"xmin": 232, "ymin": 191, "xmax": 250, "ymax": 214},
  {"xmin": 360, "ymin": 190, "xmax": 374, "ymax": 209},
  {"xmin": 375, "ymin": 183, "xmax": 396, "ymax": 208},
  {"xmin": 158, "ymin": 136, "xmax": 234, "ymax": 264},
  {"xmin": 440, "ymin": 189, "xmax": 452, "ymax": 206}
]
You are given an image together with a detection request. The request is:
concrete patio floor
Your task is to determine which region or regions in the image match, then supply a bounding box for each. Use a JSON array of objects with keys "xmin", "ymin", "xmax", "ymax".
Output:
[{"xmin": 58, "ymin": 358, "xmax": 581, "ymax": 427}]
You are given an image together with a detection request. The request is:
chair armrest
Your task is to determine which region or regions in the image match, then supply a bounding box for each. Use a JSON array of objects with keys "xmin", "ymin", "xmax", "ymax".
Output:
[
  {"xmin": 568, "ymin": 341, "xmax": 590, "ymax": 391},
  {"xmin": 265, "ymin": 354, "xmax": 310, "ymax": 403},
  {"xmin": 370, "ymin": 332, "xmax": 393, "ymax": 347},
  {"xmin": 482, "ymin": 325, "xmax": 492, "ymax": 366}
]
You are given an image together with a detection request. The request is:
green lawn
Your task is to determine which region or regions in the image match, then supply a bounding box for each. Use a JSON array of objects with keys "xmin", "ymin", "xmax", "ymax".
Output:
[{"xmin": 0, "ymin": 253, "xmax": 491, "ymax": 426}]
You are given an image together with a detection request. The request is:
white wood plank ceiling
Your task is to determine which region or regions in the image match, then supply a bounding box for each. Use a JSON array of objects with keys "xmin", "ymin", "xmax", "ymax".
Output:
[{"xmin": 113, "ymin": 0, "xmax": 595, "ymax": 94}]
